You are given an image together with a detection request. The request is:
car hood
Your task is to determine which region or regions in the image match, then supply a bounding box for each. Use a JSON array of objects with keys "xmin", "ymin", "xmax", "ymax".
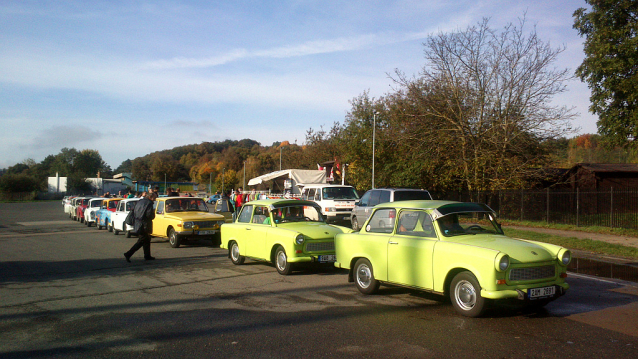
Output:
[
  {"xmin": 277, "ymin": 222, "xmax": 348, "ymax": 240},
  {"xmin": 164, "ymin": 212, "xmax": 225, "ymax": 221},
  {"xmin": 446, "ymin": 234, "xmax": 555, "ymax": 263}
]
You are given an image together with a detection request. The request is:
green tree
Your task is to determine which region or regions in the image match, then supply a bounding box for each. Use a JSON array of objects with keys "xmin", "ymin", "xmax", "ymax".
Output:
[
  {"xmin": 574, "ymin": 1, "xmax": 638, "ymax": 146},
  {"xmin": 0, "ymin": 173, "xmax": 40, "ymax": 193}
]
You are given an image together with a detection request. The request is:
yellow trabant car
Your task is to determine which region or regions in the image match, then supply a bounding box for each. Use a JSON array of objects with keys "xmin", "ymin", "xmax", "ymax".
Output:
[
  {"xmin": 334, "ymin": 200, "xmax": 571, "ymax": 317},
  {"xmin": 151, "ymin": 197, "xmax": 226, "ymax": 248},
  {"xmin": 220, "ymin": 199, "xmax": 353, "ymax": 275}
]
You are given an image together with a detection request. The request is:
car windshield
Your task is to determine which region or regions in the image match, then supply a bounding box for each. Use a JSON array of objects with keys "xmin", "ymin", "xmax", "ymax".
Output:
[
  {"xmin": 165, "ymin": 198, "xmax": 209, "ymax": 213},
  {"xmin": 437, "ymin": 211, "xmax": 503, "ymax": 237},
  {"xmin": 273, "ymin": 205, "xmax": 325, "ymax": 224},
  {"xmin": 90, "ymin": 201, "xmax": 102, "ymax": 208},
  {"xmin": 322, "ymin": 187, "xmax": 359, "ymax": 200}
]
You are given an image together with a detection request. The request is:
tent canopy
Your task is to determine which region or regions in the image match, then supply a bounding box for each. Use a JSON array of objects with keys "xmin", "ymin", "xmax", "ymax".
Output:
[{"xmin": 248, "ymin": 169, "xmax": 326, "ymax": 192}]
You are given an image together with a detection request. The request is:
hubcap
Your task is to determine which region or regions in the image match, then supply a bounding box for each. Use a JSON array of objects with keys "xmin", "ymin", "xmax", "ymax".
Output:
[
  {"xmin": 455, "ymin": 280, "xmax": 477, "ymax": 310},
  {"xmin": 277, "ymin": 251, "xmax": 287, "ymax": 270},
  {"xmin": 356, "ymin": 264, "xmax": 372, "ymax": 289},
  {"xmin": 231, "ymin": 244, "xmax": 240, "ymax": 261}
]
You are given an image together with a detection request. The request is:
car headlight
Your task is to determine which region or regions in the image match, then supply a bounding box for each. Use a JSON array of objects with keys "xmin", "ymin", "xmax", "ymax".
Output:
[
  {"xmin": 559, "ymin": 249, "xmax": 571, "ymax": 266},
  {"xmin": 325, "ymin": 207, "xmax": 337, "ymax": 212},
  {"xmin": 183, "ymin": 222, "xmax": 194, "ymax": 229},
  {"xmin": 295, "ymin": 234, "xmax": 305, "ymax": 245},
  {"xmin": 495, "ymin": 253, "xmax": 510, "ymax": 272}
]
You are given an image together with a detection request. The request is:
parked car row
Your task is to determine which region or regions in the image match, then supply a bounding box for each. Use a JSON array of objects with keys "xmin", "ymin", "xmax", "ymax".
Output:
[
  {"xmin": 63, "ymin": 195, "xmax": 230, "ymax": 246},
  {"xmin": 63, "ymin": 191, "xmax": 572, "ymax": 317},
  {"xmin": 220, "ymin": 197, "xmax": 572, "ymax": 317}
]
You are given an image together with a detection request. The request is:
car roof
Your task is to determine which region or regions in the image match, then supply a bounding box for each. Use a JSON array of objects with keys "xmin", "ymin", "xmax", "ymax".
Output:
[
  {"xmin": 239, "ymin": 199, "xmax": 318, "ymax": 208},
  {"xmin": 372, "ymin": 188, "xmax": 429, "ymax": 191},
  {"xmin": 301, "ymin": 184, "xmax": 354, "ymax": 188},
  {"xmin": 374, "ymin": 200, "xmax": 496, "ymax": 218}
]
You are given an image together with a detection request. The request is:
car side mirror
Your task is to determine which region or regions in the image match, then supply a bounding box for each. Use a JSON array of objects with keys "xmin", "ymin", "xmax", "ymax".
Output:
[{"xmin": 354, "ymin": 200, "xmax": 360, "ymax": 206}]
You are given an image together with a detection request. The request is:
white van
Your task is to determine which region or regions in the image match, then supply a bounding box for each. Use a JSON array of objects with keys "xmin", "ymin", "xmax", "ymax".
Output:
[{"xmin": 300, "ymin": 184, "xmax": 359, "ymax": 224}]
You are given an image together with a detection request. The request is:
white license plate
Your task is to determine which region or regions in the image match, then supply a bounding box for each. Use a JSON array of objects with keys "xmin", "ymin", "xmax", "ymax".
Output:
[
  {"xmin": 197, "ymin": 230, "xmax": 214, "ymax": 235},
  {"xmin": 528, "ymin": 286, "xmax": 555, "ymax": 299},
  {"xmin": 318, "ymin": 255, "xmax": 336, "ymax": 263}
]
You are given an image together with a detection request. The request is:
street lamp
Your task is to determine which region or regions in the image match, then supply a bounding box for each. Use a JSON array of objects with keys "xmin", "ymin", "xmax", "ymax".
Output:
[
  {"xmin": 209, "ymin": 172, "xmax": 212, "ymax": 195},
  {"xmin": 243, "ymin": 161, "xmax": 246, "ymax": 189},
  {"xmin": 222, "ymin": 168, "xmax": 225, "ymax": 194},
  {"xmin": 164, "ymin": 173, "xmax": 167, "ymax": 194},
  {"xmin": 372, "ymin": 111, "xmax": 378, "ymax": 189}
]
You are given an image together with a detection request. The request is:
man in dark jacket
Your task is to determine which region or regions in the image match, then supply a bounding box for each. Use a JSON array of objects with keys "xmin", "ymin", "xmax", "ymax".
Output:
[{"xmin": 124, "ymin": 192, "xmax": 158, "ymax": 262}]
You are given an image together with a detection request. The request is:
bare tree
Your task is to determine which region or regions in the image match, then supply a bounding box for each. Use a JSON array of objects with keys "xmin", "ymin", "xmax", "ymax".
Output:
[{"xmin": 391, "ymin": 17, "xmax": 576, "ymax": 191}]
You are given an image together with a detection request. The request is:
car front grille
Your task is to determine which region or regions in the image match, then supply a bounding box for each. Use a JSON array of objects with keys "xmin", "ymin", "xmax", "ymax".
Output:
[
  {"xmin": 509, "ymin": 265, "xmax": 556, "ymax": 281},
  {"xmin": 305, "ymin": 242, "xmax": 335, "ymax": 252},
  {"xmin": 195, "ymin": 221, "xmax": 220, "ymax": 228}
]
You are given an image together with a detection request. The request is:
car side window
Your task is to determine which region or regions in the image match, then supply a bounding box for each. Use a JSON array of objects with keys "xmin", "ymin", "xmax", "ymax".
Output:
[
  {"xmin": 366, "ymin": 208, "xmax": 396, "ymax": 233},
  {"xmin": 237, "ymin": 205, "xmax": 253, "ymax": 223},
  {"xmin": 156, "ymin": 201, "xmax": 165, "ymax": 215},
  {"xmin": 379, "ymin": 190, "xmax": 390, "ymax": 204},
  {"xmin": 359, "ymin": 191, "xmax": 371, "ymax": 206},
  {"xmin": 396, "ymin": 210, "xmax": 436, "ymax": 238},
  {"xmin": 307, "ymin": 189, "xmax": 315, "ymax": 201},
  {"xmin": 369, "ymin": 190, "xmax": 381, "ymax": 206},
  {"xmin": 252, "ymin": 206, "xmax": 270, "ymax": 224}
]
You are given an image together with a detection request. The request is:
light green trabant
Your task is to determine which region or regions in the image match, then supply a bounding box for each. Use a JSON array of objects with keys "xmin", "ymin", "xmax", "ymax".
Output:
[
  {"xmin": 334, "ymin": 200, "xmax": 571, "ymax": 317},
  {"xmin": 220, "ymin": 199, "xmax": 353, "ymax": 275}
]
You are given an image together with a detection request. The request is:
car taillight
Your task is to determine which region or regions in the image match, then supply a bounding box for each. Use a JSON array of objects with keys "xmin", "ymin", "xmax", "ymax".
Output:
[{"xmin": 389, "ymin": 210, "xmax": 396, "ymax": 219}]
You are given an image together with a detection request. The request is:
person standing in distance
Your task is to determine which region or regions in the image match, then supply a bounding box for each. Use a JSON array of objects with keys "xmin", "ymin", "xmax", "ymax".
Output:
[{"xmin": 124, "ymin": 192, "xmax": 158, "ymax": 262}]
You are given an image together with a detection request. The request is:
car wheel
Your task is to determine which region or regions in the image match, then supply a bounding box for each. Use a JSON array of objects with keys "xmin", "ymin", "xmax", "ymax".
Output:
[
  {"xmin": 229, "ymin": 241, "xmax": 245, "ymax": 265},
  {"xmin": 352, "ymin": 216, "xmax": 359, "ymax": 231},
  {"xmin": 108, "ymin": 222, "xmax": 113, "ymax": 232},
  {"xmin": 86, "ymin": 220, "xmax": 91, "ymax": 227},
  {"xmin": 97, "ymin": 222, "xmax": 103, "ymax": 230},
  {"xmin": 353, "ymin": 258, "xmax": 380, "ymax": 294},
  {"xmin": 125, "ymin": 229, "xmax": 133, "ymax": 238},
  {"xmin": 168, "ymin": 228, "xmax": 181, "ymax": 248},
  {"xmin": 113, "ymin": 224, "xmax": 119, "ymax": 235},
  {"xmin": 274, "ymin": 246, "xmax": 293, "ymax": 275},
  {"xmin": 450, "ymin": 271, "xmax": 486, "ymax": 317}
]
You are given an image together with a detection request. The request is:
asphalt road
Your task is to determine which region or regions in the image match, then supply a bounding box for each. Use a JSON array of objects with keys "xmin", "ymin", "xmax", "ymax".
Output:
[{"xmin": 1, "ymin": 201, "xmax": 637, "ymax": 358}]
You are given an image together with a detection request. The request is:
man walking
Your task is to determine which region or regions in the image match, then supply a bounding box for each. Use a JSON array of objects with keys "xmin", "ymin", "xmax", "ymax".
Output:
[{"xmin": 124, "ymin": 192, "xmax": 158, "ymax": 262}]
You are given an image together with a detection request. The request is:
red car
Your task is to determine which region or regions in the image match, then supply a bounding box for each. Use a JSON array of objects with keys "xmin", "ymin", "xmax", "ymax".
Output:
[{"xmin": 76, "ymin": 197, "xmax": 94, "ymax": 223}]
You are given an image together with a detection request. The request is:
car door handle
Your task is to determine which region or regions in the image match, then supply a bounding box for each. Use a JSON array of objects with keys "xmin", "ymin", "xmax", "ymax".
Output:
[
  {"xmin": 388, "ymin": 241, "xmax": 398, "ymax": 245},
  {"xmin": 245, "ymin": 228, "xmax": 251, "ymax": 230}
]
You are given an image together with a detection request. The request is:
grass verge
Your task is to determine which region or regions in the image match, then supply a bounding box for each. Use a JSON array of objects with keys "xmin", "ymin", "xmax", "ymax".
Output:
[
  {"xmin": 504, "ymin": 227, "xmax": 638, "ymax": 260},
  {"xmin": 500, "ymin": 219, "xmax": 638, "ymax": 238}
]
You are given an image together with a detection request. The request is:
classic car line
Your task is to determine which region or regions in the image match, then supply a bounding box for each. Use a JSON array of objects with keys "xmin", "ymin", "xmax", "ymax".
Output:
[{"xmin": 62, "ymin": 193, "xmax": 573, "ymax": 317}]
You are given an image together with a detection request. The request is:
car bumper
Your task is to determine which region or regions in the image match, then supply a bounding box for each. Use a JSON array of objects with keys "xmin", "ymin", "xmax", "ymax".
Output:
[
  {"xmin": 287, "ymin": 254, "xmax": 336, "ymax": 264},
  {"xmin": 325, "ymin": 213, "xmax": 352, "ymax": 223},
  {"xmin": 481, "ymin": 282, "xmax": 569, "ymax": 300},
  {"xmin": 174, "ymin": 229, "xmax": 220, "ymax": 237}
]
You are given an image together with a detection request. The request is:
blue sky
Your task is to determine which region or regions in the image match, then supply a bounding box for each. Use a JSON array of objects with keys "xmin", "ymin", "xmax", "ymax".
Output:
[{"xmin": 0, "ymin": 0, "xmax": 595, "ymax": 170}]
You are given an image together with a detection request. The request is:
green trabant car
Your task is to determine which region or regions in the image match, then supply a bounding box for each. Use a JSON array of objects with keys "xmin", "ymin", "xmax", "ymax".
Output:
[
  {"xmin": 220, "ymin": 199, "xmax": 353, "ymax": 275},
  {"xmin": 334, "ymin": 200, "xmax": 571, "ymax": 317},
  {"xmin": 151, "ymin": 197, "xmax": 226, "ymax": 248}
]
